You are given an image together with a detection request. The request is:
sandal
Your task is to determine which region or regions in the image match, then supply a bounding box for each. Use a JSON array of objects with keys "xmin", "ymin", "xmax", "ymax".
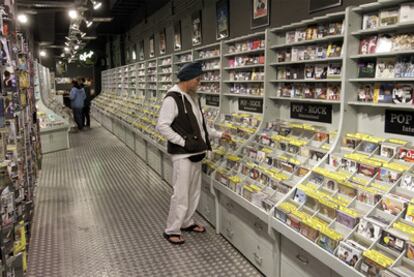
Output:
[
  {"xmin": 163, "ymin": 233, "xmax": 185, "ymax": 245},
  {"xmin": 181, "ymin": 224, "xmax": 206, "ymax": 233}
]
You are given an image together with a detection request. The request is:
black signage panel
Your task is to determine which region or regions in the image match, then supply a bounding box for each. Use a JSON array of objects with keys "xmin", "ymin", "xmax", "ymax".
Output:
[
  {"xmin": 290, "ymin": 102, "xmax": 332, "ymax": 123},
  {"xmin": 205, "ymin": 95, "xmax": 220, "ymax": 107},
  {"xmin": 238, "ymin": 98, "xmax": 263, "ymax": 113},
  {"xmin": 385, "ymin": 109, "xmax": 414, "ymax": 136}
]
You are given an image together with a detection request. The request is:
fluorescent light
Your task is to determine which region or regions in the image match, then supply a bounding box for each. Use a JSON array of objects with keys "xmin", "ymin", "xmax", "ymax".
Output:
[
  {"xmin": 81, "ymin": 32, "xmax": 86, "ymax": 37},
  {"xmin": 86, "ymin": 20, "xmax": 93, "ymax": 28},
  {"xmin": 74, "ymin": 45, "xmax": 79, "ymax": 50},
  {"xmin": 92, "ymin": 17, "xmax": 112, "ymax": 22},
  {"xmin": 39, "ymin": 50, "xmax": 46, "ymax": 57},
  {"xmin": 93, "ymin": 1, "xmax": 102, "ymax": 10},
  {"xmin": 68, "ymin": 9, "xmax": 78, "ymax": 19},
  {"xmin": 17, "ymin": 14, "xmax": 28, "ymax": 24},
  {"xmin": 64, "ymin": 47, "xmax": 70, "ymax": 52},
  {"xmin": 132, "ymin": 50, "xmax": 136, "ymax": 60},
  {"xmin": 82, "ymin": 36, "xmax": 97, "ymax": 40}
]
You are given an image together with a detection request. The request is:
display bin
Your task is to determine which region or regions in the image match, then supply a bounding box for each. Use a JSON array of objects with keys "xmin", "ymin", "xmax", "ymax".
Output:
[{"xmin": 40, "ymin": 126, "xmax": 70, "ymax": 154}]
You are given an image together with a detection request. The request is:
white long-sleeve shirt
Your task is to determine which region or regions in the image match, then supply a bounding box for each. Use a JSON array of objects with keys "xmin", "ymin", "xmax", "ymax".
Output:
[{"xmin": 156, "ymin": 84, "xmax": 222, "ymax": 161}]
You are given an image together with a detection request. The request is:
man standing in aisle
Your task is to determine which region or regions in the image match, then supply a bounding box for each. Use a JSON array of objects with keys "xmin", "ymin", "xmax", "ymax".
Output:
[
  {"xmin": 80, "ymin": 77, "xmax": 92, "ymax": 128},
  {"xmin": 157, "ymin": 62, "xmax": 231, "ymax": 245},
  {"xmin": 69, "ymin": 79, "xmax": 86, "ymax": 131}
]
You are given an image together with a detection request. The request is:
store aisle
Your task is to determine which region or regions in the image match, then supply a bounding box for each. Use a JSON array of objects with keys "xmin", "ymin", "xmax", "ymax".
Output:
[{"xmin": 27, "ymin": 121, "xmax": 263, "ymax": 277}]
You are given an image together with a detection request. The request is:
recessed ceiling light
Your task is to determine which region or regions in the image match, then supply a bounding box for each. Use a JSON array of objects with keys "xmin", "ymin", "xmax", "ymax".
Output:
[
  {"xmin": 17, "ymin": 14, "xmax": 28, "ymax": 24},
  {"xmin": 64, "ymin": 47, "xmax": 70, "ymax": 52},
  {"xmin": 39, "ymin": 50, "xmax": 46, "ymax": 57},
  {"xmin": 60, "ymin": 53, "xmax": 65, "ymax": 57},
  {"xmin": 74, "ymin": 45, "xmax": 79, "ymax": 50},
  {"xmin": 68, "ymin": 9, "xmax": 78, "ymax": 19}
]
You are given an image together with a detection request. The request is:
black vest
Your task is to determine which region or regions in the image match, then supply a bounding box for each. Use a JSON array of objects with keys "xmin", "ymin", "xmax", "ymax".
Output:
[{"xmin": 165, "ymin": 91, "xmax": 212, "ymax": 155}]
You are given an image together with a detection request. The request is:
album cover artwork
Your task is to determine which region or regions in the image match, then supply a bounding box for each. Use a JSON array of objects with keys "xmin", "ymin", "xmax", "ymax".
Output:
[
  {"xmin": 336, "ymin": 241, "xmax": 363, "ymax": 267},
  {"xmin": 362, "ymin": 13, "xmax": 379, "ymax": 30},
  {"xmin": 356, "ymin": 218, "xmax": 383, "ymax": 241},
  {"xmin": 392, "ymin": 84, "xmax": 413, "ymax": 104},
  {"xmin": 359, "ymin": 36, "xmax": 377, "ymax": 55}
]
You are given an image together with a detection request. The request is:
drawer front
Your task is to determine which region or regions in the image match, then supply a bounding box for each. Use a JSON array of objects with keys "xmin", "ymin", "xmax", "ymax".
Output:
[
  {"xmin": 201, "ymin": 180, "xmax": 211, "ymax": 194},
  {"xmin": 134, "ymin": 136, "xmax": 146, "ymax": 160},
  {"xmin": 162, "ymin": 157, "xmax": 173, "ymax": 185},
  {"xmin": 206, "ymin": 195, "xmax": 216, "ymax": 227},
  {"xmin": 242, "ymin": 232, "xmax": 275, "ymax": 277},
  {"xmin": 225, "ymin": 197, "xmax": 274, "ymax": 246},
  {"xmin": 125, "ymin": 129, "xmax": 135, "ymax": 150},
  {"xmin": 281, "ymin": 237, "xmax": 331, "ymax": 277},
  {"xmin": 147, "ymin": 145, "xmax": 162, "ymax": 175}
]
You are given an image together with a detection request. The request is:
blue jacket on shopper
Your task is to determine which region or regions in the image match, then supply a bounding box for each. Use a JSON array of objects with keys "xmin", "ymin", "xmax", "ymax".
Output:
[{"xmin": 69, "ymin": 87, "xmax": 86, "ymax": 109}]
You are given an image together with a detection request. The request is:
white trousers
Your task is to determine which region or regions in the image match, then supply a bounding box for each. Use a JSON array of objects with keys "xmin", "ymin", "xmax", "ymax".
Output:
[{"xmin": 165, "ymin": 158, "xmax": 202, "ymax": 235}]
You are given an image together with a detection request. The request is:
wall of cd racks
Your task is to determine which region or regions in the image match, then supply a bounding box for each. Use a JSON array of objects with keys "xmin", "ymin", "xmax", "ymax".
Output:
[
  {"xmin": 0, "ymin": 1, "xmax": 43, "ymax": 275},
  {"xmin": 92, "ymin": 1, "xmax": 414, "ymax": 276}
]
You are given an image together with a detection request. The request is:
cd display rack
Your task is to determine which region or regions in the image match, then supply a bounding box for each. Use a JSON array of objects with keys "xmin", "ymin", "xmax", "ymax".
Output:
[{"xmin": 93, "ymin": 2, "xmax": 414, "ymax": 276}]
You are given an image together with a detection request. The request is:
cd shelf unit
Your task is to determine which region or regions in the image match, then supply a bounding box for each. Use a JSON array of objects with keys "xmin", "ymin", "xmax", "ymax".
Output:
[
  {"xmin": 146, "ymin": 58, "xmax": 158, "ymax": 92},
  {"xmin": 157, "ymin": 55, "xmax": 174, "ymax": 92},
  {"xmin": 93, "ymin": 2, "xmax": 414, "ymax": 276}
]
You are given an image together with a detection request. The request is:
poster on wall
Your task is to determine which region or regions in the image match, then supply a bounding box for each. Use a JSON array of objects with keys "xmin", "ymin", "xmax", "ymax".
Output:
[
  {"xmin": 192, "ymin": 11, "xmax": 202, "ymax": 46},
  {"xmin": 174, "ymin": 21, "xmax": 182, "ymax": 51},
  {"xmin": 149, "ymin": 35, "xmax": 155, "ymax": 58},
  {"xmin": 309, "ymin": 0, "xmax": 342, "ymax": 13},
  {"xmin": 139, "ymin": 40, "xmax": 144, "ymax": 60},
  {"xmin": 251, "ymin": 0, "xmax": 270, "ymax": 29},
  {"xmin": 159, "ymin": 29, "xmax": 166, "ymax": 55},
  {"xmin": 216, "ymin": 0, "xmax": 229, "ymax": 40}
]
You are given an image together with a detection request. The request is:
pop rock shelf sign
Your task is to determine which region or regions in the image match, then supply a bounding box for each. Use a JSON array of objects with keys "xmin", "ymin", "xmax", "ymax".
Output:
[
  {"xmin": 290, "ymin": 102, "xmax": 332, "ymax": 123},
  {"xmin": 385, "ymin": 110, "xmax": 414, "ymax": 136}
]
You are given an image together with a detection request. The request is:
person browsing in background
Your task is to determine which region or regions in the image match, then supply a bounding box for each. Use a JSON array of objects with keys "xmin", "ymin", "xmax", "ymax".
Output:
[
  {"xmin": 156, "ymin": 62, "xmax": 231, "ymax": 245},
  {"xmin": 80, "ymin": 77, "xmax": 92, "ymax": 128},
  {"xmin": 69, "ymin": 79, "xmax": 86, "ymax": 131}
]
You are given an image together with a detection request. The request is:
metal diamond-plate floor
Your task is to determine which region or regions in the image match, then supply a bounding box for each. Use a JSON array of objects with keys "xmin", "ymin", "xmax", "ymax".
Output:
[{"xmin": 27, "ymin": 121, "xmax": 263, "ymax": 277}]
